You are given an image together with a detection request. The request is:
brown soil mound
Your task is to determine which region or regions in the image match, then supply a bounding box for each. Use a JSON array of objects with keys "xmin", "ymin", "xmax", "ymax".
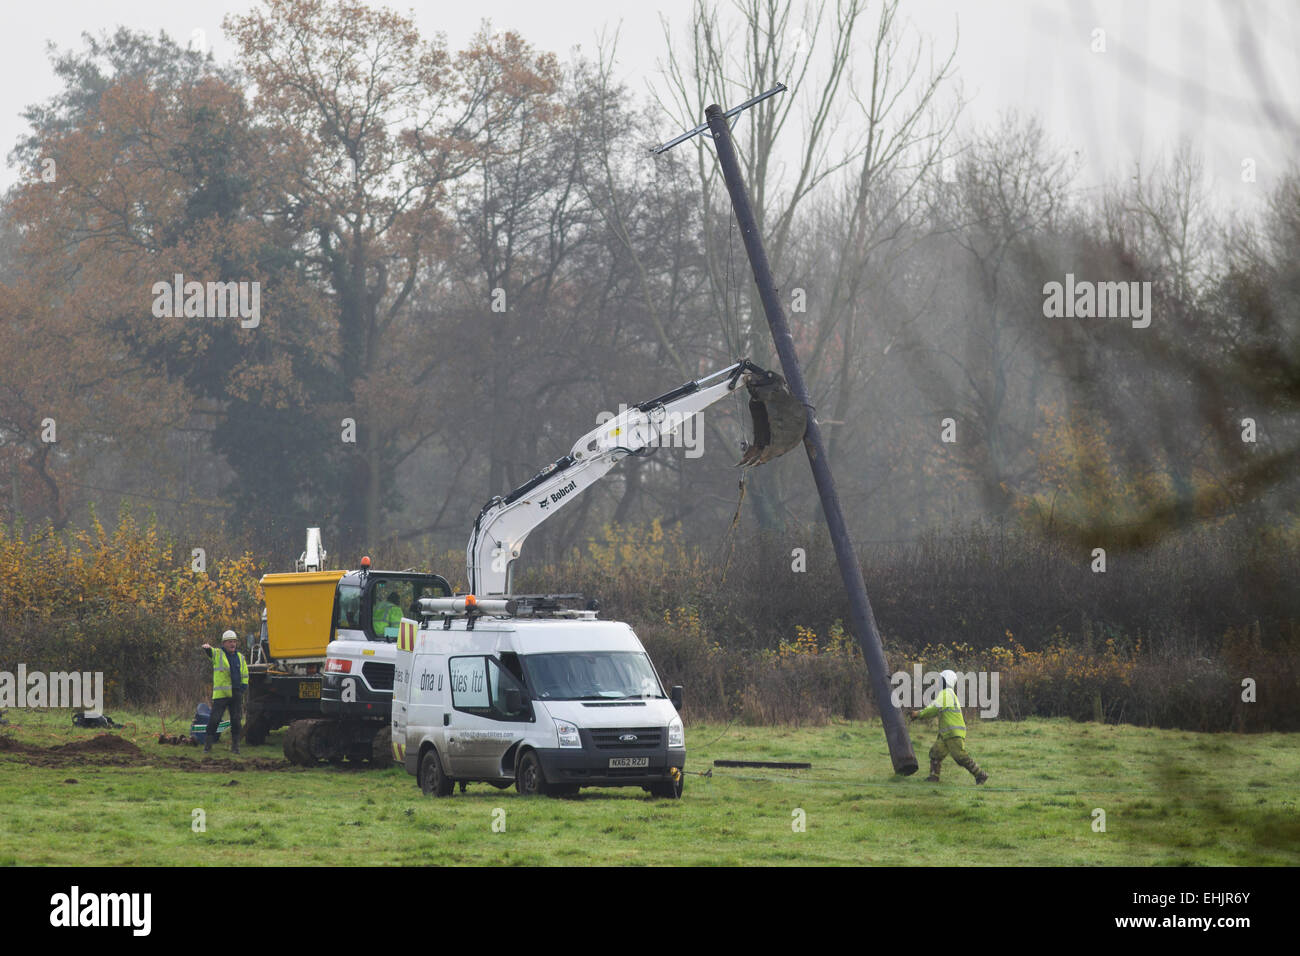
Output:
[
  {"xmin": 0, "ymin": 732, "xmax": 307, "ymax": 772},
  {"xmin": 0, "ymin": 735, "xmax": 300, "ymax": 771},
  {"xmin": 51, "ymin": 734, "xmax": 143, "ymax": 755}
]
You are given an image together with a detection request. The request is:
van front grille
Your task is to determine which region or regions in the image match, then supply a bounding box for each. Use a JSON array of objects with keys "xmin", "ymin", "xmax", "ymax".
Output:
[{"xmin": 589, "ymin": 727, "xmax": 661, "ymax": 750}]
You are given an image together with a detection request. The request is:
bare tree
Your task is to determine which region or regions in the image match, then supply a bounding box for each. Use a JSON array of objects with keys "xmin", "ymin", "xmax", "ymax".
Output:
[
  {"xmin": 798, "ymin": 0, "xmax": 960, "ymax": 468},
  {"xmin": 655, "ymin": 0, "xmax": 960, "ymax": 527},
  {"xmin": 657, "ymin": 0, "xmax": 870, "ymax": 361},
  {"xmin": 902, "ymin": 115, "xmax": 1076, "ymax": 517},
  {"xmin": 1105, "ymin": 143, "xmax": 1217, "ymax": 304}
]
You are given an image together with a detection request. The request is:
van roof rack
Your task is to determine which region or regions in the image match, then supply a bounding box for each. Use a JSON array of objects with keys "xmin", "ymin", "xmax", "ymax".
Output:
[
  {"xmin": 420, "ymin": 593, "xmax": 601, "ymax": 627},
  {"xmin": 507, "ymin": 593, "xmax": 600, "ymax": 619}
]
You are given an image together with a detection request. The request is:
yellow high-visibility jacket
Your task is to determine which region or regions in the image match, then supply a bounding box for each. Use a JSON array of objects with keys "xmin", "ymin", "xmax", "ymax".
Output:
[
  {"xmin": 918, "ymin": 686, "xmax": 966, "ymax": 738},
  {"xmin": 210, "ymin": 648, "xmax": 249, "ymax": 699},
  {"xmin": 372, "ymin": 601, "xmax": 402, "ymax": 638}
]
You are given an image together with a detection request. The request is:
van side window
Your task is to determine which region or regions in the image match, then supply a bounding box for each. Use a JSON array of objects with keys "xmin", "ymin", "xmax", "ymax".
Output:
[
  {"xmin": 449, "ymin": 656, "xmax": 489, "ymax": 711},
  {"xmin": 499, "ymin": 651, "xmax": 525, "ymax": 682},
  {"xmin": 487, "ymin": 658, "xmax": 531, "ymax": 721},
  {"xmin": 449, "ymin": 655, "xmax": 532, "ymax": 722}
]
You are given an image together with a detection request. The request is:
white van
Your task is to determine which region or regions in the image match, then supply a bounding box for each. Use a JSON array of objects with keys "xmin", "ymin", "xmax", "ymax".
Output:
[{"xmin": 392, "ymin": 597, "xmax": 686, "ymax": 798}]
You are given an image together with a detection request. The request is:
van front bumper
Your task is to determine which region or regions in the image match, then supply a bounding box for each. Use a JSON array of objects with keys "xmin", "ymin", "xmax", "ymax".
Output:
[{"xmin": 536, "ymin": 747, "xmax": 687, "ymax": 787}]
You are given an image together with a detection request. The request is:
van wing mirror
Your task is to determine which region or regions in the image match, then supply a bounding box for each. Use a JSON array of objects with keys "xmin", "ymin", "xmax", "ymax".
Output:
[
  {"xmin": 670, "ymin": 685, "xmax": 683, "ymax": 711},
  {"xmin": 505, "ymin": 688, "xmax": 522, "ymax": 713}
]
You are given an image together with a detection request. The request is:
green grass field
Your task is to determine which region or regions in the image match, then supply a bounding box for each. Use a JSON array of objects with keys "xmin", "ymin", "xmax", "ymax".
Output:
[{"xmin": 2, "ymin": 710, "xmax": 1297, "ymax": 865}]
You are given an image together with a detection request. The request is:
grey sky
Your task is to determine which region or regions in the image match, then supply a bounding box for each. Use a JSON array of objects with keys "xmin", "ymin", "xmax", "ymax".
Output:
[{"xmin": 3, "ymin": 0, "xmax": 1297, "ymax": 209}]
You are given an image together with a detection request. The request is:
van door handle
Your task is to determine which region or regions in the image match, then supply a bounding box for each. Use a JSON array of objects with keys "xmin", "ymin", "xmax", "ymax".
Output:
[{"xmin": 443, "ymin": 714, "xmax": 450, "ymax": 726}]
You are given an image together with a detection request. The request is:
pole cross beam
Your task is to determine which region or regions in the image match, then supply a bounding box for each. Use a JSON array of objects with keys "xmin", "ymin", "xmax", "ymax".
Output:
[{"xmin": 650, "ymin": 84, "xmax": 788, "ymax": 154}]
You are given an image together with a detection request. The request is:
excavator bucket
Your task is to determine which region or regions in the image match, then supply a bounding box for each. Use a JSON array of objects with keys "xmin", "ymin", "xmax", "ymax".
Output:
[{"xmin": 736, "ymin": 368, "xmax": 807, "ymax": 466}]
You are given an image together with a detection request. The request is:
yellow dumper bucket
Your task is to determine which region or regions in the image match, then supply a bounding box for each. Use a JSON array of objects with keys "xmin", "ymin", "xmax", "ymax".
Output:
[{"xmin": 261, "ymin": 570, "xmax": 345, "ymax": 660}]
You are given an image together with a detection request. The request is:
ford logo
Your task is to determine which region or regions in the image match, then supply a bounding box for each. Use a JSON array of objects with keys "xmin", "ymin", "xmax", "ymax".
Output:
[{"xmin": 619, "ymin": 734, "xmax": 638, "ymax": 742}]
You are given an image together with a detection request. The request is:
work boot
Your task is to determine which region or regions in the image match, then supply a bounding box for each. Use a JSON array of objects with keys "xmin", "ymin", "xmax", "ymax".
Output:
[
  {"xmin": 926, "ymin": 757, "xmax": 941, "ymax": 783},
  {"xmin": 975, "ymin": 770, "xmax": 989, "ymax": 785}
]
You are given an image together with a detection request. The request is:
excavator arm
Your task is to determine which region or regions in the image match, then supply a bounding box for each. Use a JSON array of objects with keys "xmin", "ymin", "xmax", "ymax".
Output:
[{"xmin": 467, "ymin": 359, "xmax": 804, "ymax": 595}]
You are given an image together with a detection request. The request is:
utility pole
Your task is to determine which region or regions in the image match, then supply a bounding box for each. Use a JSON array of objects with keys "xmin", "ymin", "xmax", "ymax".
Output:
[{"xmin": 654, "ymin": 88, "xmax": 918, "ymax": 775}]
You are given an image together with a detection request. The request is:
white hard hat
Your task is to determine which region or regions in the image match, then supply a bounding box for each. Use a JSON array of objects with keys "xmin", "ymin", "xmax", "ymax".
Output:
[
  {"xmin": 940, "ymin": 669, "xmax": 958, "ymax": 688},
  {"xmin": 221, "ymin": 629, "xmax": 238, "ymax": 642}
]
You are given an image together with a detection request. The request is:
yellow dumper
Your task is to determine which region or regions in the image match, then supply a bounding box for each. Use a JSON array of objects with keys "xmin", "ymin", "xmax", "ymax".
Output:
[
  {"xmin": 242, "ymin": 570, "xmax": 344, "ymax": 745},
  {"xmin": 244, "ymin": 554, "xmax": 453, "ymax": 766}
]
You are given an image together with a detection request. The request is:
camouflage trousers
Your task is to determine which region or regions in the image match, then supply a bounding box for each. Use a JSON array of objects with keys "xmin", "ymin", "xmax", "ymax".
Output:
[{"xmin": 929, "ymin": 735, "xmax": 982, "ymax": 777}]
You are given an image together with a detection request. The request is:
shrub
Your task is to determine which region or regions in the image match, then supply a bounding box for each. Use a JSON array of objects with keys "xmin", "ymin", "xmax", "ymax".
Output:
[{"xmin": 0, "ymin": 511, "xmax": 262, "ymax": 706}]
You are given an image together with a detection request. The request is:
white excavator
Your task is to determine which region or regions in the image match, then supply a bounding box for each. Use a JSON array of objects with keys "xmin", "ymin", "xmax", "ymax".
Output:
[
  {"xmin": 466, "ymin": 358, "xmax": 804, "ymax": 595},
  {"xmin": 250, "ymin": 529, "xmax": 452, "ymax": 766}
]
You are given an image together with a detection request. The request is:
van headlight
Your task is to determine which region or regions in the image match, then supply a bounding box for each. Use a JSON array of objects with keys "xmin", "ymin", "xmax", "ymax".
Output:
[
  {"xmin": 668, "ymin": 716, "xmax": 684, "ymax": 749},
  {"xmin": 554, "ymin": 719, "xmax": 581, "ymax": 749}
]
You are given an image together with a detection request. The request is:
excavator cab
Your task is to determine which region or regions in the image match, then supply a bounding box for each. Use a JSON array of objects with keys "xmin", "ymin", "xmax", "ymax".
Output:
[
  {"xmin": 332, "ymin": 571, "xmax": 453, "ymax": 643},
  {"xmin": 361, "ymin": 576, "xmax": 450, "ymax": 641},
  {"xmin": 282, "ymin": 569, "xmax": 454, "ymax": 767}
]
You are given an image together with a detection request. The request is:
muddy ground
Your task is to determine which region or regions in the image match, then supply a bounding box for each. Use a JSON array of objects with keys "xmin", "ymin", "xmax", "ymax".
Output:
[{"xmin": 0, "ymin": 732, "xmax": 304, "ymax": 772}]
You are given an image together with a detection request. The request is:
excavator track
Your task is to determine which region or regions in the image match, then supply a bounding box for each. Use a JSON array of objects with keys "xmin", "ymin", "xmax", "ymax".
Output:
[
  {"xmin": 283, "ymin": 718, "xmax": 390, "ymax": 767},
  {"xmin": 283, "ymin": 718, "xmax": 317, "ymax": 766},
  {"xmin": 370, "ymin": 727, "xmax": 393, "ymax": 768},
  {"xmin": 244, "ymin": 713, "xmax": 271, "ymax": 746}
]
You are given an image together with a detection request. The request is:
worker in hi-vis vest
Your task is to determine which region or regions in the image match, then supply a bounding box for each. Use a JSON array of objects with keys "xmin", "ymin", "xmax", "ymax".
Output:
[
  {"xmin": 372, "ymin": 590, "xmax": 403, "ymax": 638},
  {"xmin": 200, "ymin": 629, "xmax": 249, "ymax": 754},
  {"xmin": 911, "ymin": 669, "xmax": 988, "ymax": 784}
]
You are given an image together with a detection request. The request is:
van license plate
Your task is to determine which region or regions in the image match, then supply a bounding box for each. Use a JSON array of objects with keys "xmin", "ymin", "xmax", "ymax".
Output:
[
  {"xmin": 609, "ymin": 757, "xmax": 649, "ymax": 768},
  {"xmin": 299, "ymin": 682, "xmax": 320, "ymax": 699}
]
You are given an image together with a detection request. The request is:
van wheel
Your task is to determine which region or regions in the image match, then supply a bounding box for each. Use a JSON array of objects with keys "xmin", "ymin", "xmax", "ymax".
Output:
[
  {"xmin": 516, "ymin": 751, "xmax": 549, "ymax": 797},
  {"xmin": 650, "ymin": 775, "xmax": 683, "ymax": 799},
  {"xmin": 419, "ymin": 748, "xmax": 453, "ymax": 797}
]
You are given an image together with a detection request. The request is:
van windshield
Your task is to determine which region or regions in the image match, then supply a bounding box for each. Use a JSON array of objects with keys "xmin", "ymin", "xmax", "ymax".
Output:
[{"xmin": 520, "ymin": 652, "xmax": 665, "ymax": 701}]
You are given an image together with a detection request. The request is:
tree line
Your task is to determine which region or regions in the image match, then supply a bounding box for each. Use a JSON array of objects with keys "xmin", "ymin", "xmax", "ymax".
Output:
[{"xmin": 1, "ymin": 0, "xmax": 1296, "ymax": 583}]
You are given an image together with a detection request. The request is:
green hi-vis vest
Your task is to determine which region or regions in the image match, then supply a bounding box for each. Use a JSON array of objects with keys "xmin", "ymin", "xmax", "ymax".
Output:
[
  {"xmin": 211, "ymin": 648, "xmax": 249, "ymax": 699},
  {"xmin": 373, "ymin": 602, "xmax": 402, "ymax": 638},
  {"xmin": 920, "ymin": 686, "xmax": 967, "ymax": 738}
]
